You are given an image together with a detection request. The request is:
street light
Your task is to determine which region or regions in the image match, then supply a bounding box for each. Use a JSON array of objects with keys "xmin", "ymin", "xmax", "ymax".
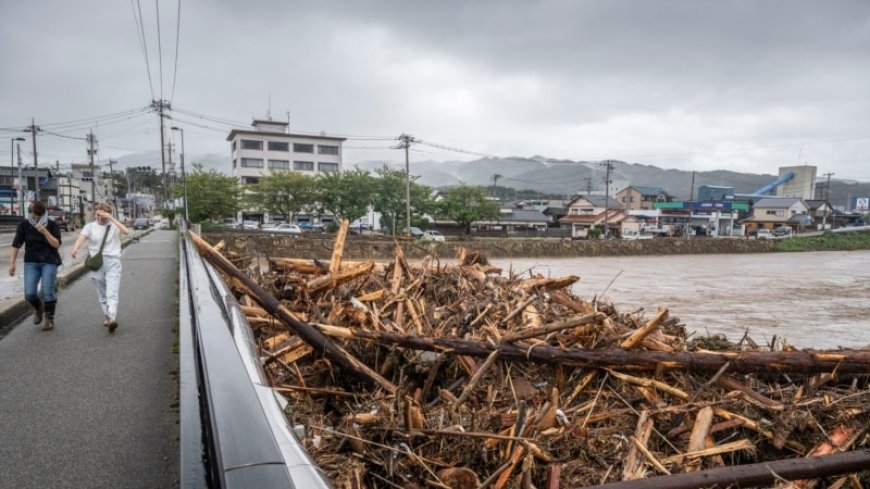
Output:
[
  {"xmin": 170, "ymin": 126, "xmax": 189, "ymax": 222},
  {"xmin": 9, "ymin": 137, "xmax": 25, "ymax": 215}
]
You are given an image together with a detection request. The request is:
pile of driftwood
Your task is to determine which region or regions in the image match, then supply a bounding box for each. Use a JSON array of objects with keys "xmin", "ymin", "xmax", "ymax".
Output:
[{"xmin": 194, "ymin": 224, "xmax": 870, "ymax": 489}]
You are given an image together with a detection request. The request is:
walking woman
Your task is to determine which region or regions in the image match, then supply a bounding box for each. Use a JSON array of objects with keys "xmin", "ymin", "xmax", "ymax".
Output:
[
  {"xmin": 7, "ymin": 201, "xmax": 63, "ymax": 331},
  {"xmin": 70, "ymin": 203, "xmax": 129, "ymax": 332}
]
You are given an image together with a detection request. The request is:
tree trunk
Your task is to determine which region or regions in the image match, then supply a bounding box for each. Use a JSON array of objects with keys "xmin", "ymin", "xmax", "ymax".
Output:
[
  {"xmin": 313, "ymin": 326, "xmax": 870, "ymax": 375},
  {"xmin": 583, "ymin": 448, "xmax": 870, "ymax": 489}
]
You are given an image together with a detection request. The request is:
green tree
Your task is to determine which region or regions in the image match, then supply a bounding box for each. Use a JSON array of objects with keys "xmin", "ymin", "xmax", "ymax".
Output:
[
  {"xmin": 440, "ymin": 185, "xmax": 500, "ymax": 236},
  {"xmin": 371, "ymin": 165, "xmax": 435, "ymax": 235},
  {"xmin": 247, "ymin": 171, "xmax": 316, "ymax": 222},
  {"xmin": 180, "ymin": 164, "xmax": 241, "ymax": 222},
  {"xmin": 315, "ymin": 168, "xmax": 375, "ymax": 223}
]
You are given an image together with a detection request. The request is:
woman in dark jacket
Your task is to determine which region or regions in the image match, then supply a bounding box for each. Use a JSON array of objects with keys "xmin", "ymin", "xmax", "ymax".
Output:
[{"xmin": 7, "ymin": 201, "xmax": 62, "ymax": 330}]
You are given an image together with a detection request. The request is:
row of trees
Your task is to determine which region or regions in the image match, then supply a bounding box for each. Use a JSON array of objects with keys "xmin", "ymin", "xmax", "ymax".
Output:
[{"xmin": 179, "ymin": 165, "xmax": 501, "ymax": 234}]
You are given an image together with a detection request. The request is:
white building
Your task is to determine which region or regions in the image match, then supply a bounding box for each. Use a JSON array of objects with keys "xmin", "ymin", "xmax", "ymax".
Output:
[{"xmin": 227, "ymin": 119, "xmax": 346, "ymax": 186}]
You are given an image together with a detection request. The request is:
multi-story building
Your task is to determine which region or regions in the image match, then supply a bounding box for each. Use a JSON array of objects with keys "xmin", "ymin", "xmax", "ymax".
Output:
[{"xmin": 227, "ymin": 119, "xmax": 346, "ymax": 186}]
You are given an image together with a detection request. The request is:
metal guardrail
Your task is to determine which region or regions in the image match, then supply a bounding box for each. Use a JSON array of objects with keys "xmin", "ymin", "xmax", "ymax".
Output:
[{"xmin": 180, "ymin": 228, "xmax": 332, "ymax": 488}]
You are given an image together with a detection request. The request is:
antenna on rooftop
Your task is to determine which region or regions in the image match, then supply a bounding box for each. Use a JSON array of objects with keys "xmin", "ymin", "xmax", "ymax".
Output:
[{"xmin": 266, "ymin": 91, "xmax": 272, "ymax": 120}]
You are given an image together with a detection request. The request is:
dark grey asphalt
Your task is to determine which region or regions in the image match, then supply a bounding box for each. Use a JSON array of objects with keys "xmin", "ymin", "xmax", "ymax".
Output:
[{"xmin": 0, "ymin": 230, "xmax": 179, "ymax": 489}]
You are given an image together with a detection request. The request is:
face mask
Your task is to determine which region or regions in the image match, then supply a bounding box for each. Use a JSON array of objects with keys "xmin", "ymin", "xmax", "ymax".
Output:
[{"xmin": 28, "ymin": 214, "xmax": 48, "ymax": 228}]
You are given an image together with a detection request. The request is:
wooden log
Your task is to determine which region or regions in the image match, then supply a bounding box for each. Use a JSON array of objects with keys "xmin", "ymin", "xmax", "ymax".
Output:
[
  {"xmin": 516, "ymin": 275, "xmax": 580, "ymax": 292},
  {"xmin": 716, "ymin": 375, "xmax": 785, "ymax": 411},
  {"xmin": 661, "ymin": 439, "xmax": 755, "ymax": 465},
  {"xmin": 310, "ymin": 324, "xmax": 870, "ymax": 375},
  {"xmin": 685, "ymin": 406, "xmax": 714, "ymax": 472},
  {"xmin": 455, "ymin": 350, "xmax": 499, "ymax": 409},
  {"xmin": 501, "ymin": 312, "xmax": 606, "ymax": 343},
  {"xmin": 189, "ymin": 231, "xmax": 398, "ymax": 395},
  {"xmin": 329, "ymin": 219, "xmax": 349, "ymax": 274},
  {"xmin": 581, "ymin": 449, "xmax": 870, "ymax": 489},
  {"xmin": 620, "ymin": 308, "xmax": 669, "ymax": 350},
  {"xmin": 622, "ymin": 411, "xmax": 653, "ymax": 480}
]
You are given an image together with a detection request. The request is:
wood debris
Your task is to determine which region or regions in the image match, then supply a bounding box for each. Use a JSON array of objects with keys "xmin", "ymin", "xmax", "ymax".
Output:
[{"xmin": 197, "ymin": 226, "xmax": 870, "ymax": 488}]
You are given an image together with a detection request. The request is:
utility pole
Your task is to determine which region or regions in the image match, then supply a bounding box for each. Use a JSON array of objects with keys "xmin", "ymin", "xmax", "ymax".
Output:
[
  {"xmin": 491, "ymin": 173, "xmax": 502, "ymax": 198},
  {"xmin": 87, "ymin": 131, "xmax": 97, "ymax": 217},
  {"xmin": 395, "ymin": 133, "xmax": 418, "ymax": 234},
  {"xmin": 26, "ymin": 118, "xmax": 40, "ymax": 201},
  {"xmin": 602, "ymin": 160, "xmax": 613, "ymax": 238},
  {"xmin": 151, "ymin": 99, "xmax": 171, "ymax": 208},
  {"xmin": 687, "ymin": 170, "xmax": 697, "ymax": 239},
  {"xmin": 823, "ymin": 172, "xmax": 834, "ymax": 230},
  {"xmin": 584, "ymin": 176, "xmax": 593, "ymax": 196},
  {"xmin": 108, "ymin": 159, "xmax": 118, "ymax": 216},
  {"xmin": 16, "ymin": 142, "xmax": 24, "ymax": 215}
]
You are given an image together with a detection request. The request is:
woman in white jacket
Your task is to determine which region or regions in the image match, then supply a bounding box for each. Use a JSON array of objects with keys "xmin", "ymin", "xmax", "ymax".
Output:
[{"xmin": 70, "ymin": 203, "xmax": 130, "ymax": 332}]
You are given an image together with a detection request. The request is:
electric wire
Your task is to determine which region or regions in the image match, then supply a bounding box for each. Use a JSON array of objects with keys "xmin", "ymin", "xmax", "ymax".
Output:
[
  {"xmin": 0, "ymin": 106, "xmax": 151, "ymax": 131},
  {"xmin": 131, "ymin": 0, "xmax": 155, "ymax": 100},
  {"xmin": 155, "ymin": 0, "xmax": 164, "ymax": 101},
  {"xmin": 169, "ymin": 0, "xmax": 181, "ymax": 103}
]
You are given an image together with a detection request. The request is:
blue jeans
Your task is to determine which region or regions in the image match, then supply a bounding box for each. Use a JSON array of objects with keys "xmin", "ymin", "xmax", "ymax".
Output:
[{"xmin": 24, "ymin": 261, "xmax": 58, "ymax": 305}]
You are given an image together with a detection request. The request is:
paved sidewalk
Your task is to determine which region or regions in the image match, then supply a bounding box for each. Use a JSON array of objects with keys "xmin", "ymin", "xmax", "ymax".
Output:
[{"xmin": 0, "ymin": 230, "xmax": 179, "ymax": 489}]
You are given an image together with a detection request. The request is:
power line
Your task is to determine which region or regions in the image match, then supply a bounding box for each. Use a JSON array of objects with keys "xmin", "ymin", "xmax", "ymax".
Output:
[
  {"xmin": 131, "ymin": 0, "xmax": 155, "ymax": 99},
  {"xmin": 0, "ymin": 106, "xmax": 151, "ymax": 131},
  {"xmin": 170, "ymin": 0, "xmax": 182, "ymax": 102},
  {"xmin": 155, "ymin": 0, "xmax": 164, "ymax": 100}
]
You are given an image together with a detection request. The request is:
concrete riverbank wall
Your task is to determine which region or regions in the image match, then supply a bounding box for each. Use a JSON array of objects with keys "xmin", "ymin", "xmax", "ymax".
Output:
[{"xmin": 203, "ymin": 232, "xmax": 775, "ymax": 260}]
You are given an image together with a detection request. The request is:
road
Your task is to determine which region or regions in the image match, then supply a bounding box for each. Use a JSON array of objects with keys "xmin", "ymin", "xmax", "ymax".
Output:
[{"xmin": 0, "ymin": 230, "xmax": 179, "ymax": 488}]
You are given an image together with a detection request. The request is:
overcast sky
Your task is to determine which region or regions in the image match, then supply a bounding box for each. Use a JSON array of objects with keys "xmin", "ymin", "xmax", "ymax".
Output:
[{"xmin": 2, "ymin": 0, "xmax": 869, "ymax": 180}]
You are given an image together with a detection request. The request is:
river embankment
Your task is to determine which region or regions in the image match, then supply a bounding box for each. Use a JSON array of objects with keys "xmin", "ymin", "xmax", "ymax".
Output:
[{"xmin": 203, "ymin": 232, "xmax": 777, "ymax": 259}]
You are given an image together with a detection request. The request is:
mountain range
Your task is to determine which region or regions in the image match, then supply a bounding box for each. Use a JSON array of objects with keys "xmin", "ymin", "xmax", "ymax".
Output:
[{"xmin": 111, "ymin": 151, "xmax": 869, "ymax": 209}]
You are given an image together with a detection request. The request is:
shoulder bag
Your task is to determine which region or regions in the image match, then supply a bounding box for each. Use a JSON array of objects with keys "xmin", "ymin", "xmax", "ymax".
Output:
[{"xmin": 84, "ymin": 223, "xmax": 111, "ymax": 272}]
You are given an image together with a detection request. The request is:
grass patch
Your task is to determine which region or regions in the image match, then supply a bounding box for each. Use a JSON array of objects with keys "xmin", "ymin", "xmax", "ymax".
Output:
[{"xmin": 775, "ymin": 230, "xmax": 870, "ymax": 252}]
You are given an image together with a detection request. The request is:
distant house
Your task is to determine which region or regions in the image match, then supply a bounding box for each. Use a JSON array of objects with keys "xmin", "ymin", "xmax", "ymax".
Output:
[
  {"xmin": 742, "ymin": 197, "xmax": 811, "ymax": 232},
  {"xmin": 559, "ymin": 195, "xmax": 639, "ymax": 238},
  {"xmin": 615, "ymin": 186, "xmax": 672, "ymax": 210},
  {"xmin": 804, "ymin": 200, "xmax": 834, "ymax": 228},
  {"xmin": 475, "ymin": 205, "xmax": 550, "ymax": 232}
]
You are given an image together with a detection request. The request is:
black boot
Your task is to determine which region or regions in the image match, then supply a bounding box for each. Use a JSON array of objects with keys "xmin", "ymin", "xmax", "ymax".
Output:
[
  {"xmin": 31, "ymin": 300, "xmax": 44, "ymax": 325},
  {"xmin": 42, "ymin": 301, "xmax": 56, "ymax": 331}
]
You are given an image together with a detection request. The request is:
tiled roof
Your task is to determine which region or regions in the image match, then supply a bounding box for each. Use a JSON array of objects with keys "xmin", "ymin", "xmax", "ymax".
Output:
[
  {"xmin": 630, "ymin": 186, "xmax": 667, "ymax": 196},
  {"xmin": 753, "ymin": 198, "xmax": 804, "ymax": 209}
]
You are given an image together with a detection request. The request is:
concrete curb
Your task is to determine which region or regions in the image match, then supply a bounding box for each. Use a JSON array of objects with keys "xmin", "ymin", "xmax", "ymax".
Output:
[{"xmin": 0, "ymin": 228, "xmax": 157, "ymax": 338}]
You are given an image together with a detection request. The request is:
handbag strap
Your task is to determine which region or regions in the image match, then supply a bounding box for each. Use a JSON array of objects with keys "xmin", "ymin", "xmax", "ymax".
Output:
[{"xmin": 96, "ymin": 223, "xmax": 111, "ymax": 254}]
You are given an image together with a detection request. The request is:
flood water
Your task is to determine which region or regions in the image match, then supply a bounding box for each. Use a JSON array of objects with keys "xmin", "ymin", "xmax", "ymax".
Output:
[{"xmin": 495, "ymin": 250, "xmax": 870, "ymax": 349}]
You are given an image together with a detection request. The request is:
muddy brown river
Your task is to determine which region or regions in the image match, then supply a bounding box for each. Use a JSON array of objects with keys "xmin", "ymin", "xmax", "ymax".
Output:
[{"xmin": 496, "ymin": 250, "xmax": 870, "ymax": 349}]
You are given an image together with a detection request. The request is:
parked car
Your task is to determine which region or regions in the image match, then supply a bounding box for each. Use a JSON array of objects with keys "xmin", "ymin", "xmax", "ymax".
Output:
[
  {"xmin": 269, "ymin": 223, "xmax": 302, "ymax": 235},
  {"xmin": 220, "ymin": 217, "xmax": 237, "ymax": 229},
  {"xmin": 242, "ymin": 220, "xmax": 259, "ymax": 230},
  {"xmin": 773, "ymin": 227, "xmax": 792, "ymax": 238},
  {"xmin": 298, "ymin": 222, "xmax": 325, "ymax": 232},
  {"xmin": 133, "ymin": 217, "xmax": 150, "ymax": 230},
  {"xmin": 755, "ymin": 229, "xmax": 772, "ymax": 240},
  {"xmin": 420, "ymin": 230, "xmax": 446, "ymax": 242},
  {"xmin": 47, "ymin": 209, "xmax": 76, "ymax": 231},
  {"xmin": 401, "ymin": 226, "xmax": 424, "ymax": 238}
]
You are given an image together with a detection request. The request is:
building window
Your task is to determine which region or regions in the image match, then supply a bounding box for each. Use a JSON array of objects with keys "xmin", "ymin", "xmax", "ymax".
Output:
[
  {"xmin": 241, "ymin": 158, "xmax": 264, "ymax": 168},
  {"xmin": 766, "ymin": 210, "xmax": 784, "ymax": 217},
  {"xmin": 269, "ymin": 160, "xmax": 290, "ymax": 170},
  {"xmin": 233, "ymin": 158, "xmax": 237, "ymax": 168},
  {"xmin": 268, "ymin": 141, "xmax": 289, "ymax": 152},
  {"xmin": 318, "ymin": 145, "xmax": 339, "ymax": 155},
  {"xmin": 241, "ymin": 139, "xmax": 263, "ymax": 150},
  {"xmin": 293, "ymin": 143, "xmax": 314, "ymax": 153},
  {"xmin": 242, "ymin": 176, "xmax": 260, "ymax": 185},
  {"xmin": 318, "ymin": 162, "xmax": 339, "ymax": 172},
  {"xmin": 294, "ymin": 161, "xmax": 314, "ymax": 171}
]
